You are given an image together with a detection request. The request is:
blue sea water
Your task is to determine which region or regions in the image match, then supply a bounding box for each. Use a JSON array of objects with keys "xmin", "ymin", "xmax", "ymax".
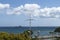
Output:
[{"xmin": 0, "ymin": 27, "xmax": 56, "ymax": 35}]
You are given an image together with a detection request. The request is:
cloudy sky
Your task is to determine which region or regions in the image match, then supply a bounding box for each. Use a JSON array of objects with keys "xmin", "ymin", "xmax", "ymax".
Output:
[{"xmin": 0, "ymin": 0, "xmax": 60, "ymax": 26}]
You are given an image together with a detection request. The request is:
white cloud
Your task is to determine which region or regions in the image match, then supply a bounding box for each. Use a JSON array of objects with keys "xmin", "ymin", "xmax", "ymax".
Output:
[
  {"xmin": 7, "ymin": 4, "xmax": 40, "ymax": 16},
  {"xmin": 0, "ymin": 3, "xmax": 60, "ymax": 18},
  {"xmin": 24, "ymin": 4, "xmax": 40, "ymax": 10},
  {"xmin": 0, "ymin": 3, "xmax": 10, "ymax": 9},
  {"xmin": 40, "ymin": 7, "xmax": 60, "ymax": 18},
  {"xmin": 0, "ymin": 3, "xmax": 10, "ymax": 14},
  {"xmin": 23, "ymin": 4, "xmax": 40, "ymax": 16}
]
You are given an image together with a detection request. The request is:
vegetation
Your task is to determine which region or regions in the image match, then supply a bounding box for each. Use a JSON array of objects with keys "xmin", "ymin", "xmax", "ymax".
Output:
[
  {"xmin": 0, "ymin": 30, "xmax": 33, "ymax": 40},
  {"xmin": 54, "ymin": 27, "xmax": 60, "ymax": 40},
  {"xmin": 54, "ymin": 27, "xmax": 60, "ymax": 32},
  {"xmin": 0, "ymin": 27, "xmax": 60, "ymax": 40}
]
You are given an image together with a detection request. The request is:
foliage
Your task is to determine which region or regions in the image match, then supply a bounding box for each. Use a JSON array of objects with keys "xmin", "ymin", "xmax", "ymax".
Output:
[
  {"xmin": 54, "ymin": 27, "xmax": 60, "ymax": 32},
  {"xmin": 54, "ymin": 27, "xmax": 60, "ymax": 40},
  {"xmin": 0, "ymin": 30, "xmax": 33, "ymax": 40}
]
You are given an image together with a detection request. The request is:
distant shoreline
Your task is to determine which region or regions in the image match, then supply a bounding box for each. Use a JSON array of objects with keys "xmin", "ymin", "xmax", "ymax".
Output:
[{"xmin": 0, "ymin": 26, "xmax": 59, "ymax": 27}]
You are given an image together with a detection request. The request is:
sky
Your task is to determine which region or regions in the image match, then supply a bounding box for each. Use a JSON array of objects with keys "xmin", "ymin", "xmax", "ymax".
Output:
[{"xmin": 0, "ymin": 0, "xmax": 60, "ymax": 26}]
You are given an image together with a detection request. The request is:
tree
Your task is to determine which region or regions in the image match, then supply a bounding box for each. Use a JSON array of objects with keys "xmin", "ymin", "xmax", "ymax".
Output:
[
  {"xmin": 54, "ymin": 27, "xmax": 60, "ymax": 32},
  {"xmin": 54, "ymin": 27, "xmax": 60, "ymax": 40},
  {"xmin": 23, "ymin": 30, "xmax": 33, "ymax": 40}
]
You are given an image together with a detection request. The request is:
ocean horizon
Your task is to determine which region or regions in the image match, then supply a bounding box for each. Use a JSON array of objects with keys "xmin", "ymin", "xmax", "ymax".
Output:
[{"xmin": 0, "ymin": 27, "xmax": 56, "ymax": 36}]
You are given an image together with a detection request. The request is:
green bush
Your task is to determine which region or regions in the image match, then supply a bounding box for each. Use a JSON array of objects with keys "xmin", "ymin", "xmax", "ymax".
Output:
[{"xmin": 0, "ymin": 30, "xmax": 33, "ymax": 40}]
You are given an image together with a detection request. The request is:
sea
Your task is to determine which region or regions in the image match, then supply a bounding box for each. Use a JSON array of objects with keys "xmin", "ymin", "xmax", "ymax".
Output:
[
  {"xmin": 0, "ymin": 27, "xmax": 57, "ymax": 40},
  {"xmin": 0, "ymin": 26, "xmax": 56, "ymax": 36}
]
